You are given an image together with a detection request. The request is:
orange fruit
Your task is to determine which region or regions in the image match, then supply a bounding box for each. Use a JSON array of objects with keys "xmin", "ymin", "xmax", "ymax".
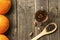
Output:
[
  {"xmin": 0, "ymin": 34, "xmax": 9, "ymax": 40},
  {"xmin": 0, "ymin": 0, "xmax": 11, "ymax": 14},
  {"xmin": 0, "ymin": 15, "xmax": 9, "ymax": 33}
]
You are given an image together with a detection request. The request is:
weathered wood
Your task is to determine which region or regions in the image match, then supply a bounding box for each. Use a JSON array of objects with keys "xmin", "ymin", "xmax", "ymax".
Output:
[
  {"xmin": 17, "ymin": 0, "xmax": 35, "ymax": 40},
  {"xmin": 35, "ymin": 0, "xmax": 50, "ymax": 40},
  {"xmin": 6, "ymin": 0, "xmax": 60, "ymax": 40},
  {"xmin": 57, "ymin": 0, "xmax": 60, "ymax": 40},
  {"xmin": 48, "ymin": 0, "xmax": 58, "ymax": 40},
  {"xmin": 17, "ymin": 0, "xmax": 27, "ymax": 40},
  {"xmin": 5, "ymin": 0, "xmax": 17, "ymax": 40}
]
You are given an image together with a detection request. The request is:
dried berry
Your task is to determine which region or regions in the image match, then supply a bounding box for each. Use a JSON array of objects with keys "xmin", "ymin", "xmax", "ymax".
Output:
[
  {"xmin": 46, "ymin": 24, "xmax": 55, "ymax": 32},
  {"xmin": 33, "ymin": 20, "xmax": 37, "ymax": 26},
  {"xmin": 35, "ymin": 10, "xmax": 47, "ymax": 22}
]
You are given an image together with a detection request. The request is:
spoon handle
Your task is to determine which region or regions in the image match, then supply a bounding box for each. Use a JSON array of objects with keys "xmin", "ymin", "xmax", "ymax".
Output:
[{"xmin": 31, "ymin": 31, "xmax": 46, "ymax": 40}]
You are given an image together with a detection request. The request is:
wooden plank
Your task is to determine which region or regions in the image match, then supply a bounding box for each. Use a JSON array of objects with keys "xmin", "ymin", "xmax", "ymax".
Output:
[
  {"xmin": 17, "ymin": 0, "xmax": 27, "ymax": 40},
  {"xmin": 15, "ymin": 0, "xmax": 59, "ymax": 40},
  {"xmin": 57, "ymin": 0, "xmax": 60, "ymax": 40},
  {"xmin": 5, "ymin": 0, "xmax": 17, "ymax": 40},
  {"xmin": 17, "ymin": 0, "xmax": 35, "ymax": 40},
  {"xmin": 35, "ymin": 0, "xmax": 50, "ymax": 40},
  {"xmin": 48, "ymin": 0, "xmax": 58, "ymax": 40}
]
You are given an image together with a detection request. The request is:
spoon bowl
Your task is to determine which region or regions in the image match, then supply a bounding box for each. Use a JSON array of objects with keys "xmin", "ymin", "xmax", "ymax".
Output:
[{"xmin": 31, "ymin": 23, "xmax": 57, "ymax": 40}]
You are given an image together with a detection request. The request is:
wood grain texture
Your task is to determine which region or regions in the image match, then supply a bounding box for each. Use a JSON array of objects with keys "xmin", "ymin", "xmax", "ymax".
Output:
[
  {"xmin": 17, "ymin": 0, "xmax": 59, "ymax": 40},
  {"xmin": 5, "ymin": 0, "xmax": 17, "ymax": 40},
  {"xmin": 57, "ymin": 0, "xmax": 60, "ymax": 40},
  {"xmin": 17, "ymin": 0, "xmax": 35, "ymax": 40},
  {"xmin": 35, "ymin": 0, "xmax": 49, "ymax": 40},
  {"xmin": 6, "ymin": 0, "xmax": 60, "ymax": 40},
  {"xmin": 48, "ymin": 0, "xmax": 58, "ymax": 40}
]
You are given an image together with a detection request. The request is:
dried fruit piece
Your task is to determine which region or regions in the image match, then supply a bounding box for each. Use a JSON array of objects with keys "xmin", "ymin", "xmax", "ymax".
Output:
[
  {"xmin": 33, "ymin": 20, "xmax": 37, "ymax": 26},
  {"xmin": 29, "ymin": 32, "xmax": 33, "ymax": 37},
  {"xmin": 46, "ymin": 24, "xmax": 55, "ymax": 32},
  {"xmin": 35, "ymin": 10, "xmax": 47, "ymax": 22}
]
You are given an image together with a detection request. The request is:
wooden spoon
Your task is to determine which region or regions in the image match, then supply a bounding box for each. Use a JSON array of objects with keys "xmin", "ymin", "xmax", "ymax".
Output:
[{"xmin": 31, "ymin": 23, "xmax": 57, "ymax": 40}]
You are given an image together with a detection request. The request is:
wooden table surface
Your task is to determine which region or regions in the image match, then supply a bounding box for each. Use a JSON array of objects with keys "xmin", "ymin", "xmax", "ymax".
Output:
[{"xmin": 6, "ymin": 0, "xmax": 60, "ymax": 40}]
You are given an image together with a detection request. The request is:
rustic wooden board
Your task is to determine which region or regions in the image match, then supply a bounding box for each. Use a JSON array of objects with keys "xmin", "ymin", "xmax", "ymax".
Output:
[
  {"xmin": 48, "ymin": 0, "xmax": 58, "ymax": 40},
  {"xmin": 35, "ymin": 0, "xmax": 50, "ymax": 40},
  {"xmin": 17, "ymin": 0, "xmax": 59, "ymax": 40},
  {"xmin": 5, "ymin": 0, "xmax": 17, "ymax": 40},
  {"xmin": 17, "ymin": 0, "xmax": 35, "ymax": 40},
  {"xmin": 6, "ymin": 0, "xmax": 60, "ymax": 40}
]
